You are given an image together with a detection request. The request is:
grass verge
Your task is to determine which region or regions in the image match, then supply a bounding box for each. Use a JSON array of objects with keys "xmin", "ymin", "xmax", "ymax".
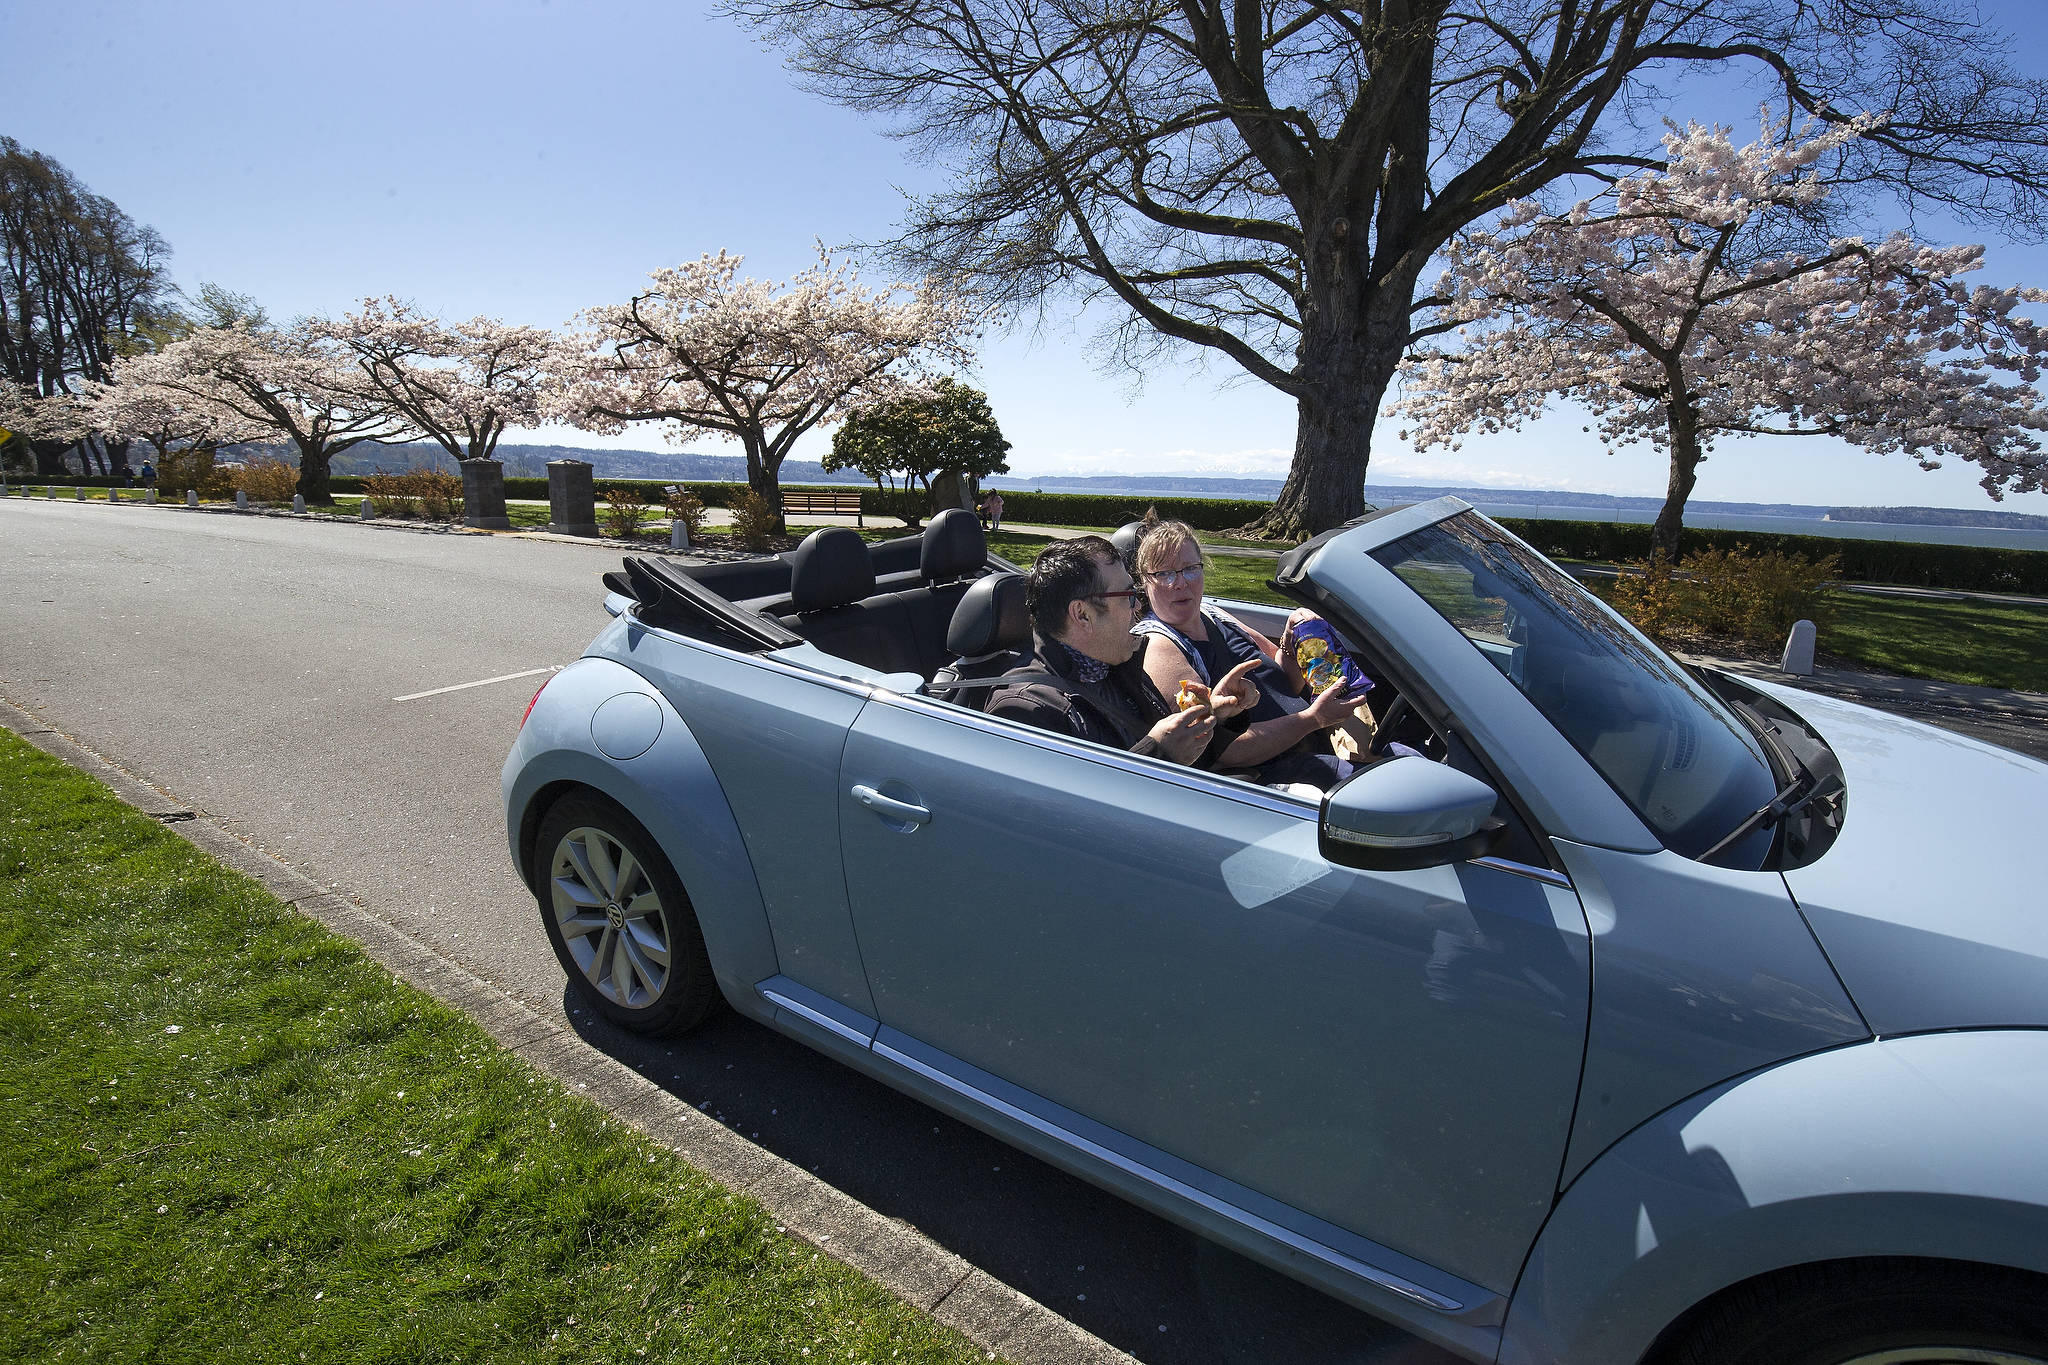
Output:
[
  {"xmin": 0, "ymin": 729, "xmax": 993, "ymax": 1365},
  {"xmin": 1821, "ymin": 593, "xmax": 2048, "ymax": 693}
]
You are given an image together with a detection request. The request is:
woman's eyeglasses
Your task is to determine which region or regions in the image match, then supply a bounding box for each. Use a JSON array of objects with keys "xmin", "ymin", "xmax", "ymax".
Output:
[{"xmin": 1144, "ymin": 564, "xmax": 1206, "ymax": 588}]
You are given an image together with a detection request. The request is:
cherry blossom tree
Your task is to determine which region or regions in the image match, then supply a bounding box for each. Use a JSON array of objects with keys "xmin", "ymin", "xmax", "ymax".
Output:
[
  {"xmin": 1396, "ymin": 119, "xmax": 2048, "ymax": 562},
  {"xmin": 555, "ymin": 250, "xmax": 976, "ymax": 533},
  {"xmin": 84, "ymin": 359, "xmax": 265, "ymax": 463},
  {"xmin": 0, "ymin": 380, "xmax": 89, "ymax": 464},
  {"xmin": 314, "ymin": 299, "xmax": 558, "ymax": 466},
  {"xmin": 116, "ymin": 323, "xmax": 415, "ymax": 503}
]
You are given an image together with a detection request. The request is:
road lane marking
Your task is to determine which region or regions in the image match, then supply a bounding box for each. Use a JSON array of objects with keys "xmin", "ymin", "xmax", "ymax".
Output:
[{"xmin": 393, "ymin": 666, "xmax": 562, "ymax": 703}]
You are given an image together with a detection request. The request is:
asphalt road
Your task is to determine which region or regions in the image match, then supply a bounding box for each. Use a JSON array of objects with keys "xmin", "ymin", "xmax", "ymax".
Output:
[{"xmin": 1, "ymin": 497, "xmax": 1458, "ymax": 1365}]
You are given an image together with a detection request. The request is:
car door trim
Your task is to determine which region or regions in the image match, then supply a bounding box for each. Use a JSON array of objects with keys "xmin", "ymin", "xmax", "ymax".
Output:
[
  {"xmin": 1469, "ymin": 856, "xmax": 1573, "ymax": 888},
  {"xmin": 870, "ymin": 1036, "xmax": 1471, "ymax": 1315}
]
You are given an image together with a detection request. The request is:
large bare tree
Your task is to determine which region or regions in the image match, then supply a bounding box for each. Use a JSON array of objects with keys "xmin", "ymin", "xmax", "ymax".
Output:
[
  {"xmin": 0, "ymin": 137, "xmax": 173, "ymax": 475},
  {"xmin": 731, "ymin": 0, "xmax": 2048, "ymax": 537}
]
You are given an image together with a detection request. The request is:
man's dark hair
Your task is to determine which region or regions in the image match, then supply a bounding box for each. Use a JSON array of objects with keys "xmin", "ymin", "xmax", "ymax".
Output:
[{"xmin": 1027, "ymin": 535, "xmax": 1118, "ymax": 638}]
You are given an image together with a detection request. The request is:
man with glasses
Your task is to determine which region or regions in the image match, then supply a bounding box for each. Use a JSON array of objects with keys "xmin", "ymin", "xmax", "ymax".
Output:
[{"xmin": 986, "ymin": 537, "xmax": 1259, "ymax": 767}]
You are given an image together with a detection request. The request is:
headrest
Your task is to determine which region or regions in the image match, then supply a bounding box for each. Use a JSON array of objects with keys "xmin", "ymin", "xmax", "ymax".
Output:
[
  {"xmin": 789, "ymin": 527, "xmax": 876, "ymax": 613},
  {"xmin": 921, "ymin": 507, "xmax": 987, "ymax": 581},
  {"xmin": 1108, "ymin": 521, "xmax": 1145, "ymax": 566},
  {"xmin": 946, "ymin": 573, "xmax": 1030, "ymax": 657}
]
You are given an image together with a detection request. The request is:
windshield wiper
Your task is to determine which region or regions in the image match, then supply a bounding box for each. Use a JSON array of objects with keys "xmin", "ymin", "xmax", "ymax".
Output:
[{"xmin": 1698, "ymin": 764, "xmax": 1846, "ymax": 865}]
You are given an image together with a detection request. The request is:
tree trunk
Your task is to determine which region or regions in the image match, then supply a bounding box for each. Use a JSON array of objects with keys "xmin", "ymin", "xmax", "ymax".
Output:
[
  {"xmin": 1651, "ymin": 391, "xmax": 1704, "ymax": 566},
  {"xmin": 294, "ymin": 439, "xmax": 335, "ymax": 505},
  {"xmin": 1244, "ymin": 268, "xmax": 1411, "ymax": 541},
  {"xmin": 745, "ymin": 442, "xmax": 786, "ymax": 537},
  {"xmin": 29, "ymin": 438, "xmax": 72, "ymax": 476}
]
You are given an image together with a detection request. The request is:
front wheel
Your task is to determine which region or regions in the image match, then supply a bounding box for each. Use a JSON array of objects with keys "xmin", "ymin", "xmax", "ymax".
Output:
[
  {"xmin": 534, "ymin": 790, "xmax": 718, "ymax": 1037},
  {"xmin": 1661, "ymin": 1261, "xmax": 2048, "ymax": 1365}
]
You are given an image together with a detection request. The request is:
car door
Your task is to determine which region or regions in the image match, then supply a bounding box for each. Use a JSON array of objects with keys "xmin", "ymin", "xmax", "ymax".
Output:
[{"xmin": 835, "ymin": 690, "xmax": 1589, "ymax": 1298}]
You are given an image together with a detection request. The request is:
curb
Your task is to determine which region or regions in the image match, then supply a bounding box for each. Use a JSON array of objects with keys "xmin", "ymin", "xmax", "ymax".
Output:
[{"xmin": 0, "ymin": 695, "xmax": 1131, "ymax": 1365}]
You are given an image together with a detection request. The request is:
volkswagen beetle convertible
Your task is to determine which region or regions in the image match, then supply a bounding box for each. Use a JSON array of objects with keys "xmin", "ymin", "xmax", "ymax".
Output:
[{"xmin": 503, "ymin": 497, "xmax": 2048, "ymax": 1364}]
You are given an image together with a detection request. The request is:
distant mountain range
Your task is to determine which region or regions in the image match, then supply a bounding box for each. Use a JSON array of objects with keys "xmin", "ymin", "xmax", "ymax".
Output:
[{"xmin": 227, "ymin": 440, "xmax": 2048, "ymax": 531}]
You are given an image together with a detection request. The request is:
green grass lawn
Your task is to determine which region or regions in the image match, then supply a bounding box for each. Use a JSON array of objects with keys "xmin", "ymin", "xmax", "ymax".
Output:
[
  {"xmin": 1822, "ymin": 593, "xmax": 2048, "ymax": 693},
  {"xmin": 0, "ymin": 730, "xmax": 992, "ymax": 1365}
]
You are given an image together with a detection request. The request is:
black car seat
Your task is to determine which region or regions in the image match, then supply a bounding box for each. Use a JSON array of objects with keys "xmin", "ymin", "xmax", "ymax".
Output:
[
  {"xmin": 929, "ymin": 573, "xmax": 1031, "ymax": 709},
  {"xmin": 1109, "ymin": 520, "xmax": 1145, "ymax": 572},
  {"xmin": 893, "ymin": 508, "xmax": 989, "ymax": 672},
  {"xmin": 776, "ymin": 527, "xmax": 924, "ymax": 675}
]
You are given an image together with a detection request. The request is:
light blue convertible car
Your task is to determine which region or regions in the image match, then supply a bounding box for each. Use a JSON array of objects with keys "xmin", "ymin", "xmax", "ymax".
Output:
[{"xmin": 503, "ymin": 497, "xmax": 2048, "ymax": 1365}]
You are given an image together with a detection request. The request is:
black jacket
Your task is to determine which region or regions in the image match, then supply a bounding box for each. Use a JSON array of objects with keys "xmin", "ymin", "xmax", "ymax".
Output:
[{"xmin": 985, "ymin": 631, "xmax": 1245, "ymax": 767}]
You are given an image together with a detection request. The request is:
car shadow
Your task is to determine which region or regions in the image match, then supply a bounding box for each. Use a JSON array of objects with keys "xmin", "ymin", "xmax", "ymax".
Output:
[{"xmin": 564, "ymin": 990, "xmax": 1464, "ymax": 1365}]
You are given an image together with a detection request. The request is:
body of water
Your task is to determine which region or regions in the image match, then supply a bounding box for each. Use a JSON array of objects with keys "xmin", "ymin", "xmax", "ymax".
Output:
[
  {"xmin": 993, "ymin": 481, "xmax": 2048, "ymax": 552},
  {"xmin": 1468, "ymin": 502, "xmax": 2048, "ymax": 553}
]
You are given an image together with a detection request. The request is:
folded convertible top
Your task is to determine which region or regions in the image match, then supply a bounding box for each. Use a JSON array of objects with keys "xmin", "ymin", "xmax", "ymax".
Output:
[{"xmin": 617, "ymin": 556, "xmax": 804, "ymax": 652}]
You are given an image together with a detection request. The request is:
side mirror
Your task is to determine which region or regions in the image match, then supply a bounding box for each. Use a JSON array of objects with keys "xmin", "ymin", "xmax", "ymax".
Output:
[{"xmin": 1319, "ymin": 757, "xmax": 1504, "ymax": 872}]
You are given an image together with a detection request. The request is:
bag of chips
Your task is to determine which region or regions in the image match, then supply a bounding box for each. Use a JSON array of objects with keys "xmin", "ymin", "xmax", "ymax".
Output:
[{"xmin": 1290, "ymin": 617, "xmax": 1377, "ymax": 757}]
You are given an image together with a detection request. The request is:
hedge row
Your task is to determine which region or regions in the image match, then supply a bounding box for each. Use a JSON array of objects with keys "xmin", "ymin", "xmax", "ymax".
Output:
[
  {"xmin": 21, "ymin": 467, "xmax": 2046, "ymax": 593},
  {"xmin": 1496, "ymin": 517, "xmax": 2048, "ymax": 595}
]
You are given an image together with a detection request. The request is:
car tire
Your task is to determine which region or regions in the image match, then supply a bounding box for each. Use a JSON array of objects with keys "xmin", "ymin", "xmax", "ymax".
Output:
[
  {"xmin": 534, "ymin": 789, "xmax": 719, "ymax": 1037},
  {"xmin": 1660, "ymin": 1260, "xmax": 2048, "ymax": 1365}
]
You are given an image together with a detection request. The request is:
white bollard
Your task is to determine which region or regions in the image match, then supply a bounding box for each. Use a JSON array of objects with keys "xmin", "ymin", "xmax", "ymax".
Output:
[
  {"xmin": 293, "ymin": 493, "xmax": 306, "ymax": 514},
  {"xmin": 146, "ymin": 488, "xmax": 157, "ymax": 505},
  {"xmin": 235, "ymin": 490, "xmax": 248, "ymax": 511},
  {"xmin": 186, "ymin": 489, "xmax": 199, "ymax": 508},
  {"xmin": 359, "ymin": 499, "xmax": 374, "ymax": 520},
  {"xmin": 1781, "ymin": 619, "xmax": 1817, "ymax": 676},
  {"xmin": 670, "ymin": 522, "xmax": 690, "ymax": 551}
]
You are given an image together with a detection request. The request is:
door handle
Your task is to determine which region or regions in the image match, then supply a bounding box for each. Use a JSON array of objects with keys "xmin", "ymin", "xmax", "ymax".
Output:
[{"xmin": 851, "ymin": 783, "xmax": 931, "ymax": 827}]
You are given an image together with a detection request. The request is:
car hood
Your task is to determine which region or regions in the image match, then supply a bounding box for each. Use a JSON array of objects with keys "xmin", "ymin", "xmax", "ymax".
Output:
[{"xmin": 1746, "ymin": 677, "xmax": 2048, "ymax": 1035}]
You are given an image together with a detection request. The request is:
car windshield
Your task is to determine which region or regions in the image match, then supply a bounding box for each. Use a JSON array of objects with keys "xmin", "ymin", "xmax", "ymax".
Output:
[{"xmin": 1372, "ymin": 512, "xmax": 1778, "ymax": 865}]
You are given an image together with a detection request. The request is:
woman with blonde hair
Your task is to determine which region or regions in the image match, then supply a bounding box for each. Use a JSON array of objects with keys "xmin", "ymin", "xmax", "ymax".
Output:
[{"xmin": 1131, "ymin": 519, "xmax": 1369, "ymax": 788}]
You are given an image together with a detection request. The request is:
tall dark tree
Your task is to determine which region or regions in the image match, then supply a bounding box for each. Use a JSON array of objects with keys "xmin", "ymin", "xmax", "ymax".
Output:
[
  {"xmin": 732, "ymin": 0, "xmax": 2048, "ymax": 537},
  {"xmin": 0, "ymin": 137, "xmax": 172, "ymax": 474}
]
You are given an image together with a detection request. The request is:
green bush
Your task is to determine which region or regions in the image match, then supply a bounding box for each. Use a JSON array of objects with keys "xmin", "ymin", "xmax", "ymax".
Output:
[
  {"xmin": 860, "ymin": 486, "xmax": 930, "ymax": 527},
  {"xmin": 730, "ymin": 489, "xmax": 780, "ymax": 549},
  {"xmin": 1607, "ymin": 547, "xmax": 1839, "ymax": 648},
  {"xmin": 601, "ymin": 483, "xmax": 653, "ymax": 539}
]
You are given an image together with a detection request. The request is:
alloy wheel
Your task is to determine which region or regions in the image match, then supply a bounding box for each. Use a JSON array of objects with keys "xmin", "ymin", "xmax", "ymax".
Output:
[{"xmin": 548, "ymin": 825, "xmax": 672, "ymax": 1009}]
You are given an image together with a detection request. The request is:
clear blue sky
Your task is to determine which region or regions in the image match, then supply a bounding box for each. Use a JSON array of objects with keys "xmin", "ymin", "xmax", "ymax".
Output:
[{"xmin": 8, "ymin": 0, "xmax": 2048, "ymax": 509}]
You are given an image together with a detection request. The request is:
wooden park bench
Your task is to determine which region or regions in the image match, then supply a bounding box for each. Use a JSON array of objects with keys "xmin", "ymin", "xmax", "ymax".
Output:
[{"xmin": 781, "ymin": 487, "xmax": 865, "ymax": 525}]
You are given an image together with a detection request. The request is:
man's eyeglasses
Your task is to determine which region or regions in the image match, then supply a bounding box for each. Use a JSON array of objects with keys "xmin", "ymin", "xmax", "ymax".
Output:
[
  {"xmin": 1085, "ymin": 588, "xmax": 1147, "ymax": 608},
  {"xmin": 1144, "ymin": 564, "xmax": 1205, "ymax": 588}
]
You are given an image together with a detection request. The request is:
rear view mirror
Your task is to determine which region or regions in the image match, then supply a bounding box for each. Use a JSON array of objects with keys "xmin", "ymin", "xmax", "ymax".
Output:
[{"xmin": 1319, "ymin": 757, "xmax": 1503, "ymax": 872}]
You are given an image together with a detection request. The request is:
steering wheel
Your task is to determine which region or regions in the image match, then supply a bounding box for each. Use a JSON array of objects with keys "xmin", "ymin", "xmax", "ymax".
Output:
[{"xmin": 1372, "ymin": 694, "xmax": 1446, "ymax": 762}]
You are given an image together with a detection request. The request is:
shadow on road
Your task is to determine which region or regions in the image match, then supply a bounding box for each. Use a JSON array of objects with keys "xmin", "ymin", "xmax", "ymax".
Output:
[{"xmin": 564, "ymin": 994, "xmax": 1462, "ymax": 1365}]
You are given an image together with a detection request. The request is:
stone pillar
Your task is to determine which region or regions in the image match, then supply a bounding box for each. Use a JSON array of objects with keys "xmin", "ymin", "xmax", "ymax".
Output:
[
  {"xmin": 108, "ymin": 485, "xmax": 120, "ymax": 502},
  {"xmin": 186, "ymin": 490, "xmax": 198, "ymax": 508},
  {"xmin": 235, "ymin": 490, "xmax": 248, "ymax": 511},
  {"xmin": 461, "ymin": 458, "xmax": 512, "ymax": 530},
  {"xmin": 293, "ymin": 493, "xmax": 306, "ymax": 514},
  {"xmin": 547, "ymin": 459, "xmax": 598, "ymax": 537},
  {"xmin": 75, "ymin": 484, "xmax": 86, "ymax": 500},
  {"xmin": 146, "ymin": 488, "xmax": 157, "ymax": 505},
  {"xmin": 360, "ymin": 499, "xmax": 375, "ymax": 519}
]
